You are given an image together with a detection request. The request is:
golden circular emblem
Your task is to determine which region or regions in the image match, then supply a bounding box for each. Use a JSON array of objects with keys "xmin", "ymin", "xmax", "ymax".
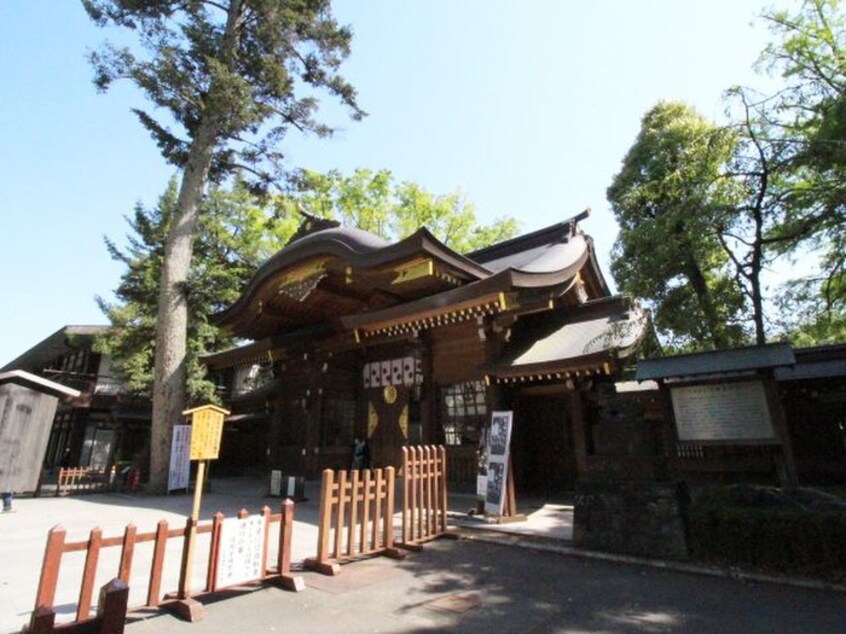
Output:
[{"xmin": 383, "ymin": 384, "xmax": 398, "ymax": 404}]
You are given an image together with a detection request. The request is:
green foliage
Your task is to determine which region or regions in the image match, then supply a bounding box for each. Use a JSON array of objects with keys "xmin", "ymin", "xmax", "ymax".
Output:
[
  {"xmin": 688, "ymin": 484, "xmax": 846, "ymax": 581},
  {"xmin": 95, "ymin": 178, "xmax": 298, "ymax": 403},
  {"xmin": 757, "ymin": 0, "xmax": 846, "ymax": 341},
  {"xmin": 84, "ymin": 1, "xmax": 365, "ymax": 491},
  {"xmin": 607, "ymin": 101, "xmax": 747, "ymax": 351},
  {"xmin": 291, "ymin": 168, "xmax": 520, "ymax": 250},
  {"xmin": 83, "ymin": 0, "xmax": 364, "ymax": 189},
  {"xmin": 96, "ymin": 169, "xmax": 514, "ymax": 403}
]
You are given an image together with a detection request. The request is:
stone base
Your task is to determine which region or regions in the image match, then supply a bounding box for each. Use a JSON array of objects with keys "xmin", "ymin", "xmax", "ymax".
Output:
[{"xmin": 573, "ymin": 479, "xmax": 690, "ymax": 561}]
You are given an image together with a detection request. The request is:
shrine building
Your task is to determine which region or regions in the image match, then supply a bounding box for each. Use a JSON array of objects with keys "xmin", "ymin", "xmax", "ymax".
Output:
[{"xmin": 203, "ymin": 211, "xmax": 648, "ymax": 493}]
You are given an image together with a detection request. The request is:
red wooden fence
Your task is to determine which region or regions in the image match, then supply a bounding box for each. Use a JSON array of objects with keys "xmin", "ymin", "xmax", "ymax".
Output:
[
  {"xmin": 400, "ymin": 445, "xmax": 449, "ymax": 548},
  {"xmin": 56, "ymin": 467, "xmax": 116, "ymax": 496},
  {"xmin": 28, "ymin": 500, "xmax": 303, "ymax": 633},
  {"xmin": 304, "ymin": 467, "xmax": 403, "ymax": 575}
]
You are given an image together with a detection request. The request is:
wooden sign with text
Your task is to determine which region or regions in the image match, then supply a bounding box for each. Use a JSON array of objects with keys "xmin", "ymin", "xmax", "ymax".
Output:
[{"xmin": 185, "ymin": 405, "xmax": 229, "ymax": 460}]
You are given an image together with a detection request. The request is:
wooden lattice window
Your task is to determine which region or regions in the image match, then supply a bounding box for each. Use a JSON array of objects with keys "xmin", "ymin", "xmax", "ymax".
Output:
[{"xmin": 440, "ymin": 381, "xmax": 487, "ymax": 446}]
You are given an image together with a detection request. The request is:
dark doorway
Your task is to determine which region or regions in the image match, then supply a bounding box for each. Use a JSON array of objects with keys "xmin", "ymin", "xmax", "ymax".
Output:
[{"xmin": 511, "ymin": 396, "xmax": 577, "ymax": 499}]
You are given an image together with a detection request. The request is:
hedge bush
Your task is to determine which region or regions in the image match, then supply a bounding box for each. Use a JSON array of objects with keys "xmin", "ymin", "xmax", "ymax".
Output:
[{"xmin": 687, "ymin": 485, "xmax": 846, "ymax": 581}]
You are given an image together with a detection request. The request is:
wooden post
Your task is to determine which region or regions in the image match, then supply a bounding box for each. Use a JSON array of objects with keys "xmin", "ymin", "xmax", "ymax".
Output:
[
  {"xmin": 304, "ymin": 469, "xmax": 340, "ymax": 576},
  {"xmin": 383, "ymin": 466, "xmax": 404, "ymax": 560},
  {"xmin": 77, "ymin": 527, "xmax": 103, "ymax": 622},
  {"xmin": 764, "ymin": 376, "xmax": 799, "ymax": 487},
  {"xmin": 117, "ymin": 524, "xmax": 137, "ymax": 584},
  {"xmin": 260, "ymin": 506, "xmax": 271, "ymax": 580},
  {"xmin": 32, "ymin": 526, "xmax": 65, "ymax": 613},
  {"xmin": 178, "ymin": 459, "xmax": 206, "ymax": 598},
  {"xmin": 171, "ymin": 517, "xmax": 204, "ymax": 622},
  {"xmin": 29, "ymin": 526, "xmax": 65, "ymax": 633},
  {"xmin": 333, "ymin": 470, "xmax": 347, "ymax": 559},
  {"xmin": 316, "ymin": 469, "xmax": 333, "ymax": 565},
  {"xmin": 348, "ymin": 470, "xmax": 360, "ymax": 557},
  {"xmin": 497, "ymin": 456, "xmax": 526, "ymax": 524},
  {"xmin": 206, "ymin": 512, "xmax": 224, "ymax": 592},
  {"xmin": 275, "ymin": 500, "xmax": 305, "ymax": 591},
  {"xmin": 439, "ymin": 446, "xmax": 449, "ymax": 534},
  {"xmin": 569, "ymin": 392, "xmax": 589, "ymax": 476},
  {"xmin": 146, "ymin": 520, "xmax": 168, "ymax": 607},
  {"xmin": 96, "ymin": 578, "xmax": 129, "ymax": 634},
  {"xmin": 408, "ymin": 447, "xmax": 412, "ymax": 544},
  {"xmin": 372, "ymin": 469, "xmax": 383, "ymax": 550},
  {"xmin": 360, "ymin": 469, "xmax": 372, "ymax": 552}
]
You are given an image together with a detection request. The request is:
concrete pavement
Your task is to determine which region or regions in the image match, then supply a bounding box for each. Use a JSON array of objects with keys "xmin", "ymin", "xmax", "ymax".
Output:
[
  {"xmin": 123, "ymin": 537, "xmax": 846, "ymax": 634},
  {"xmin": 2, "ymin": 478, "xmax": 844, "ymax": 633}
]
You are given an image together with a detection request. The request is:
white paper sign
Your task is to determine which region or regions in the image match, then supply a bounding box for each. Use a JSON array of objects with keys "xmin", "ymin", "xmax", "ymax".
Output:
[
  {"xmin": 168, "ymin": 425, "xmax": 192, "ymax": 491},
  {"xmin": 215, "ymin": 514, "xmax": 266, "ymax": 589}
]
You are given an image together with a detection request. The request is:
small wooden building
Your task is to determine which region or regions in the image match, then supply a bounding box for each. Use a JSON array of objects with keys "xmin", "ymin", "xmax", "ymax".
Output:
[
  {"xmin": 204, "ymin": 212, "xmax": 648, "ymax": 492},
  {"xmin": 1, "ymin": 326, "xmax": 151, "ymax": 471},
  {"xmin": 0, "ymin": 370, "xmax": 80, "ymax": 493}
]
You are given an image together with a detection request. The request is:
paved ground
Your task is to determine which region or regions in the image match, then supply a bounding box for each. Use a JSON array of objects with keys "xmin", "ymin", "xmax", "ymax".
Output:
[
  {"xmin": 124, "ymin": 538, "xmax": 846, "ymax": 634},
  {"xmin": 2, "ymin": 478, "xmax": 844, "ymax": 633}
]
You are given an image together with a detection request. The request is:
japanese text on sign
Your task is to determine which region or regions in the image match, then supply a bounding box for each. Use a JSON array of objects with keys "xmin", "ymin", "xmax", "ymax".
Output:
[
  {"xmin": 189, "ymin": 409, "xmax": 224, "ymax": 460},
  {"xmin": 168, "ymin": 425, "xmax": 191, "ymax": 491},
  {"xmin": 215, "ymin": 514, "xmax": 266, "ymax": 589},
  {"xmin": 670, "ymin": 381, "xmax": 777, "ymax": 443}
]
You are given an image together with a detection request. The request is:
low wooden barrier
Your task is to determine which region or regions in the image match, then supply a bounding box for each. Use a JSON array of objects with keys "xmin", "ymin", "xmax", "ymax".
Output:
[
  {"xmin": 28, "ymin": 500, "xmax": 303, "ymax": 633},
  {"xmin": 56, "ymin": 467, "xmax": 116, "ymax": 496},
  {"xmin": 305, "ymin": 467, "xmax": 403, "ymax": 575},
  {"xmin": 400, "ymin": 446, "xmax": 449, "ymax": 549}
]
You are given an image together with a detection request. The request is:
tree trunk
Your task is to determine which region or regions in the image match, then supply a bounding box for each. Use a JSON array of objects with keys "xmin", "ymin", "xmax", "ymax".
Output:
[
  {"xmin": 147, "ymin": 122, "xmax": 218, "ymax": 494},
  {"xmin": 146, "ymin": 0, "xmax": 245, "ymax": 494},
  {"xmin": 685, "ymin": 255, "xmax": 728, "ymax": 349}
]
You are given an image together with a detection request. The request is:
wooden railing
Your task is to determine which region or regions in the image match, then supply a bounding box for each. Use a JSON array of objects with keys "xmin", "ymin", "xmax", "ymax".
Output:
[
  {"xmin": 401, "ymin": 446, "xmax": 448, "ymax": 548},
  {"xmin": 28, "ymin": 501, "xmax": 303, "ymax": 633},
  {"xmin": 56, "ymin": 466, "xmax": 116, "ymax": 496},
  {"xmin": 305, "ymin": 467, "xmax": 403, "ymax": 575}
]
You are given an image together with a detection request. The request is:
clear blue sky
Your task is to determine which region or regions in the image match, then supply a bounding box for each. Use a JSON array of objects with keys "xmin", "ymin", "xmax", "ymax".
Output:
[{"xmin": 0, "ymin": 0, "xmax": 784, "ymax": 365}]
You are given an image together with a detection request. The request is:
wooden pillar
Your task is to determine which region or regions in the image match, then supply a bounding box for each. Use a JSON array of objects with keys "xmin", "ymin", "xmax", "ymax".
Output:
[
  {"xmin": 267, "ymin": 402, "xmax": 281, "ymax": 466},
  {"xmin": 764, "ymin": 376, "xmax": 799, "ymax": 487},
  {"xmin": 569, "ymin": 390, "xmax": 589, "ymax": 476}
]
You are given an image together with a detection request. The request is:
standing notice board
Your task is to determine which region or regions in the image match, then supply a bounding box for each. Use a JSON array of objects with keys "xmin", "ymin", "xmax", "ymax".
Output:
[
  {"xmin": 189, "ymin": 409, "xmax": 225, "ymax": 460},
  {"xmin": 215, "ymin": 514, "xmax": 266, "ymax": 589},
  {"xmin": 484, "ymin": 411, "xmax": 514, "ymax": 515},
  {"xmin": 168, "ymin": 425, "xmax": 192, "ymax": 491},
  {"xmin": 670, "ymin": 381, "xmax": 777, "ymax": 443}
]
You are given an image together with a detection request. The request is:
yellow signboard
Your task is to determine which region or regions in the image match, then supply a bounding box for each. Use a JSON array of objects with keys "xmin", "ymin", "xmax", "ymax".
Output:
[{"xmin": 183, "ymin": 405, "xmax": 229, "ymax": 461}]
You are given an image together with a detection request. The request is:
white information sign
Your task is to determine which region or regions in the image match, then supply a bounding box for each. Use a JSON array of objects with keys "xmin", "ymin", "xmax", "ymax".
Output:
[
  {"xmin": 484, "ymin": 410, "xmax": 513, "ymax": 515},
  {"xmin": 670, "ymin": 381, "xmax": 777, "ymax": 443},
  {"xmin": 270, "ymin": 469, "xmax": 282, "ymax": 496},
  {"xmin": 168, "ymin": 425, "xmax": 192, "ymax": 491},
  {"xmin": 215, "ymin": 514, "xmax": 266, "ymax": 589}
]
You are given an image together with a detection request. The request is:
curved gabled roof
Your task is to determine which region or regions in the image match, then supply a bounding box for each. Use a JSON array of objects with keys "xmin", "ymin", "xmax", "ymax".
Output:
[{"xmin": 214, "ymin": 213, "xmax": 609, "ymax": 339}]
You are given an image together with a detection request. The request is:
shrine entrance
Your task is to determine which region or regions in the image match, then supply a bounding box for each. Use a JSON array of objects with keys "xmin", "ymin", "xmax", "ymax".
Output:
[{"xmin": 510, "ymin": 395, "xmax": 579, "ymax": 499}]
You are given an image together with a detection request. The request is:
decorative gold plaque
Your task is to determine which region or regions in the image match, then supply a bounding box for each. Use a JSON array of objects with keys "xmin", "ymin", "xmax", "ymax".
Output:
[{"xmin": 383, "ymin": 384, "xmax": 398, "ymax": 404}]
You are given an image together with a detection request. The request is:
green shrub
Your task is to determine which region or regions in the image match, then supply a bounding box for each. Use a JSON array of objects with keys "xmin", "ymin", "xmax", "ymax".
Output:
[{"xmin": 688, "ymin": 485, "xmax": 846, "ymax": 581}]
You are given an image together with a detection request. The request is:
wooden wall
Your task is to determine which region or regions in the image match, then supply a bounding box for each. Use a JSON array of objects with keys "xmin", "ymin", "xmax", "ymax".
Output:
[
  {"xmin": 0, "ymin": 383, "xmax": 60, "ymax": 491},
  {"xmin": 429, "ymin": 322, "xmax": 487, "ymax": 385}
]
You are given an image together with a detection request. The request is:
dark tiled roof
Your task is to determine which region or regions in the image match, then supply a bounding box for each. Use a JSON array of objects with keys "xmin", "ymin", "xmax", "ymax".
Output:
[
  {"xmin": 2, "ymin": 325, "xmax": 109, "ymax": 372},
  {"xmin": 635, "ymin": 342, "xmax": 795, "ymax": 381}
]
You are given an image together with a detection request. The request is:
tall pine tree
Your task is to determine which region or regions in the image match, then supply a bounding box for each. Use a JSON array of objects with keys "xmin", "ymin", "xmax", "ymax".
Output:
[{"xmin": 84, "ymin": 0, "xmax": 363, "ymax": 491}]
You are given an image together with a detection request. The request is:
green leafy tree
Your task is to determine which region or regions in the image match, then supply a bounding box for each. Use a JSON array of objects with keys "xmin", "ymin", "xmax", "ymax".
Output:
[
  {"xmin": 84, "ymin": 0, "xmax": 363, "ymax": 492},
  {"xmin": 607, "ymin": 101, "xmax": 746, "ymax": 351},
  {"xmin": 292, "ymin": 168, "xmax": 520, "ymax": 251},
  {"xmin": 756, "ymin": 0, "xmax": 846, "ymax": 340},
  {"xmin": 96, "ymin": 178, "xmax": 298, "ymax": 402}
]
